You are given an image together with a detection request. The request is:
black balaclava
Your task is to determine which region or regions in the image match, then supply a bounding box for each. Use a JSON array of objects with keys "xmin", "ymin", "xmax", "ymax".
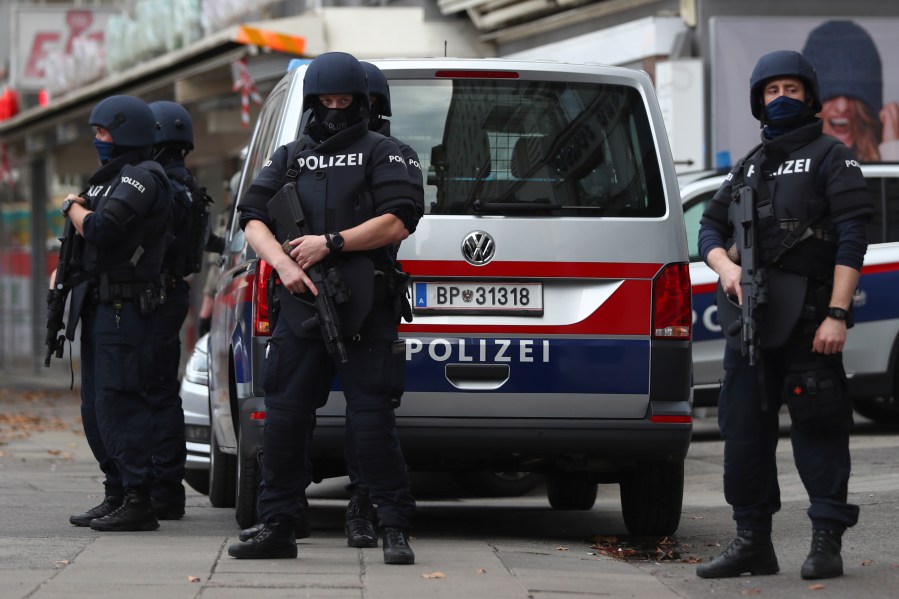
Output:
[{"xmin": 309, "ymin": 97, "xmax": 364, "ymax": 141}]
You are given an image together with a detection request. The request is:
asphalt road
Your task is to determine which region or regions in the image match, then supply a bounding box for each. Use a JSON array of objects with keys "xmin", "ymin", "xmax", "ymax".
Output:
[{"xmin": 1, "ymin": 381, "xmax": 897, "ymax": 598}]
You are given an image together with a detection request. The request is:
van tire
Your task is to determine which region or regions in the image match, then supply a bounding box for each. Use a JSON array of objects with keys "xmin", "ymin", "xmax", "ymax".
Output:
[
  {"xmin": 209, "ymin": 424, "xmax": 236, "ymax": 508},
  {"xmin": 546, "ymin": 476, "xmax": 598, "ymax": 510},
  {"xmin": 619, "ymin": 460, "xmax": 684, "ymax": 536},
  {"xmin": 235, "ymin": 432, "xmax": 260, "ymax": 529}
]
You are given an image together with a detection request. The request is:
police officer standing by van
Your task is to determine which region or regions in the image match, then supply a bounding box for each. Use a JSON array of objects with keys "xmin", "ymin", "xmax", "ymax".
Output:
[
  {"xmin": 146, "ymin": 100, "xmax": 209, "ymax": 520},
  {"xmin": 64, "ymin": 95, "xmax": 172, "ymax": 531},
  {"xmin": 227, "ymin": 52, "xmax": 420, "ymax": 564},
  {"xmin": 696, "ymin": 51, "xmax": 871, "ymax": 580}
]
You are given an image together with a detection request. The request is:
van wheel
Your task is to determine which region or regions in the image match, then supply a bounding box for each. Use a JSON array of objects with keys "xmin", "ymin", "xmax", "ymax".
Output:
[
  {"xmin": 453, "ymin": 471, "xmax": 543, "ymax": 497},
  {"xmin": 619, "ymin": 460, "xmax": 683, "ymax": 536},
  {"xmin": 235, "ymin": 432, "xmax": 260, "ymax": 529},
  {"xmin": 208, "ymin": 425, "xmax": 236, "ymax": 508},
  {"xmin": 853, "ymin": 396, "xmax": 899, "ymax": 424},
  {"xmin": 184, "ymin": 469, "xmax": 209, "ymax": 495},
  {"xmin": 546, "ymin": 476, "xmax": 598, "ymax": 510}
]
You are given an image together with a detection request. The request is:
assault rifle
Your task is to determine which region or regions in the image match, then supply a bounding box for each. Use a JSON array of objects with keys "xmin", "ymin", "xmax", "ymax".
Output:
[
  {"xmin": 267, "ymin": 182, "xmax": 349, "ymax": 363},
  {"xmin": 729, "ymin": 185, "xmax": 768, "ymax": 366},
  {"xmin": 45, "ymin": 218, "xmax": 78, "ymax": 366}
]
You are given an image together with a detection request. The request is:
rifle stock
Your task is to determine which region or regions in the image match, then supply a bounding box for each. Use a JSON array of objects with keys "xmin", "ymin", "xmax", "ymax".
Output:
[
  {"xmin": 732, "ymin": 185, "xmax": 767, "ymax": 365},
  {"xmin": 267, "ymin": 183, "xmax": 349, "ymax": 363},
  {"xmin": 45, "ymin": 218, "xmax": 77, "ymax": 366}
]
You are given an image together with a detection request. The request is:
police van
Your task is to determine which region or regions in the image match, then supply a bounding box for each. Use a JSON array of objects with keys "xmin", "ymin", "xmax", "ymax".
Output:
[
  {"xmin": 683, "ymin": 164, "xmax": 899, "ymax": 423},
  {"xmin": 207, "ymin": 58, "xmax": 693, "ymax": 536}
]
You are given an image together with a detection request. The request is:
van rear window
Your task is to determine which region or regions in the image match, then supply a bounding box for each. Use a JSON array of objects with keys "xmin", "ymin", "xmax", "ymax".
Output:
[{"xmin": 389, "ymin": 78, "xmax": 665, "ymax": 218}]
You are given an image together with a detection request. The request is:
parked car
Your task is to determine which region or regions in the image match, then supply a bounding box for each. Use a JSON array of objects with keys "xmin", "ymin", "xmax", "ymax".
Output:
[
  {"xmin": 179, "ymin": 333, "xmax": 212, "ymax": 495},
  {"xmin": 682, "ymin": 164, "xmax": 899, "ymax": 423},
  {"xmin": 208, "ymin": 58, "xmax": 693, "ymax": 536}
]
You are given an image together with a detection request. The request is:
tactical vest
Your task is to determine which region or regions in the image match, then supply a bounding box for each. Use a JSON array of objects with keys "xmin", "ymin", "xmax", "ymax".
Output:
[
  {"xmin": 164, "ymin": 167, "xmax": 213, "ymax": 278},
  {"xmin": 733, "ymin": 134, "xmax": 840, "ymax": 281},
  {"xmin": 82, "ymin": 160, "xmax": 172, "ymax": 282}
]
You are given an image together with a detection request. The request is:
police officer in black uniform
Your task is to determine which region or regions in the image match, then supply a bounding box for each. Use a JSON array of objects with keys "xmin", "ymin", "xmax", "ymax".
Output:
[
  {"xmin": 227, "ymin": 52, "xmax": 420, "ymax": 564},
  {"xmin": 64, "ymin": 95, "xmax": 173, "ymax": 531},
  {"xmin": 696, "ymin": 51, "xmax": 871, "ymax": 580},
  {"xmin": 339, "ymin": 60, "xmax": 423, "ymax": 549},
  {"xmin": 146, "ymin": 100, "xmax": 204, "ymax": 520}
]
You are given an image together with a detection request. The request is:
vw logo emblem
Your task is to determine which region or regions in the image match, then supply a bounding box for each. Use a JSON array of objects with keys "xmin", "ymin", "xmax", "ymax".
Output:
[{"xmin": 461, "ymin": 231, "xmax": 495, "ymax": 266}]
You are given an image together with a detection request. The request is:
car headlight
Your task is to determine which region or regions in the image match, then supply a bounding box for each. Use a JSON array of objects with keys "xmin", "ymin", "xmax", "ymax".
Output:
[{"xmin": 183, "ymin": 344, "xmax": 209, "ymax": 386}]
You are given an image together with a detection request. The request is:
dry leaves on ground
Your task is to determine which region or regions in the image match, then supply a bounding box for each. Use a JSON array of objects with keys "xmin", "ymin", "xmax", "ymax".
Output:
[
  {"xmin": 421, "ymin": 571, "xmax": 446, "ymax": 579},
  {"xmin": 590, "ymin": 535, "xmax": 688, "ymax": 562}
]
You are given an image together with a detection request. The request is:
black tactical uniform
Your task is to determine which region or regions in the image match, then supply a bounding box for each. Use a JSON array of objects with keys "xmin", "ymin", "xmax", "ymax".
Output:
[
  {"xmin": 228, "ymin": 52, "xmax": 420, "ymax": 564},
  {"xmin": 147, "ymin": 101, "xmax": 209, "ymax": 520},
  {"xmin": 66, "ymin": 95, "xmax": 173, "ymax": 532},
  {"xmin": 696, "ymin": 51, "xmax": 872, "ymax": 580}
]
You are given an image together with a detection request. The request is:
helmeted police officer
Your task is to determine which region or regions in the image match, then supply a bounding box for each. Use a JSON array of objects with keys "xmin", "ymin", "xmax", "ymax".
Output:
[
  {"xmin": 696, "ymin": 51, "xmax": 872, "ymax": 580},
  {"xmin": 227, "ymin": 52, "xmax": 420, "ymax": 564},
  {"xmin": 64, "ymin": 95, "xmax": 173, "ymax": 531},
  {"xmin": 146, "ymin": 100, "xmax": 206, "ymax": 520}
]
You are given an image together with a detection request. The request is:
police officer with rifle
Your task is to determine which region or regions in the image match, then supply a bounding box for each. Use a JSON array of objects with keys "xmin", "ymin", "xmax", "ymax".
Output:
[
  {"xmin": 59, "ymin": 95, "xmax": 172, "ymax": 532},
  {"xmin": 227, "ymin": 52, "xmax": 420, "ymax": 564},
  {"xmin": 696, "ymin": 51, "xmax": 872, "ymax": 580}
]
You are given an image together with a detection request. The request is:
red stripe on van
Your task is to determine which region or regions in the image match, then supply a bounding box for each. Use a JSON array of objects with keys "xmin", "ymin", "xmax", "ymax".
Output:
[
  {"xmin": 401, "ymin": 260, "xmax": 664, "ymax": 280},
  {"xmin": 861, "ymin": 261, "xmax": 899, "ymax": 275},
  {"xmin": 401, "ymin": 279, "xmax": 651, "ymax": 336},
  {"xmin": 693, "ymin": 282, "xmax": 717, "ymax": 295}
]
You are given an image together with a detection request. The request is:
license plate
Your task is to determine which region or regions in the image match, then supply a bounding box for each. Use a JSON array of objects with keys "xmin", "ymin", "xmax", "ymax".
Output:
[{"xmin": 412, "ymin": 281, "xmax": 543, "ymax": 315}]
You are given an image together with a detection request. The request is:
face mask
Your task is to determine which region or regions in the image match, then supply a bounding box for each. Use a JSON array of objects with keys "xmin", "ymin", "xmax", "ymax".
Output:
[
  {"xmin": 93, "ymin": 139, "xmax": 115, "ymax": 163},
  {"xmin": 764, "ymin": 96, "xmax": 807, "ymax": 124}
]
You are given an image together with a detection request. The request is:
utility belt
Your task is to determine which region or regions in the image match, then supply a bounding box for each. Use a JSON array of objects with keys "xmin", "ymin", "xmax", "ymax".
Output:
[{"xmin": 88, "ymin": 274, "xmax": 164, "ymax": 315}]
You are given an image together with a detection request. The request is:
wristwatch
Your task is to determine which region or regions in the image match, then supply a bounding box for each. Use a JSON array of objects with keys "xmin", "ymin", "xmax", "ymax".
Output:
[
  {"xmin": 326, "ymin": 232, "xmax": 344, "ymax": 254},
  {"xmin": 827, "ymin": 306, "xmax": 849, "ymax": 321},
  {"xmin": 61, "ymin": 198, "xmax": 77, "ymax": 217}
]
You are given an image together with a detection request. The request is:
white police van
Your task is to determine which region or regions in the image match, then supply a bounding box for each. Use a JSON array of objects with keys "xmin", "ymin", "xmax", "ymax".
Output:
[
  {"xmin": 683, "ymin": 165, "xmax": 899, "ymax": 423},
  {"xmin": 208, "ymin": 58, "xmax": 693, "ymax": 536}
]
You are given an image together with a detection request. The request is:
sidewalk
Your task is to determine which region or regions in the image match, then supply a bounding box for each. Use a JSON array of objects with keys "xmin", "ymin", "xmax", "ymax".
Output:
[{"xmin": 0, "ymin": 367, "xmax": 683, "ymax": 599}]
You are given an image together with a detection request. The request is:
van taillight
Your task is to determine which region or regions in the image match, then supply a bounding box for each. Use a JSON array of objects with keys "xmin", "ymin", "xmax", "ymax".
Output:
[
  {"xmin": 254, "ymin": 260, "xmax": 273, "ymax": 336},
  {"xmin": 652, "ymin": 263, "xmax": 691, "ymax": 340}
]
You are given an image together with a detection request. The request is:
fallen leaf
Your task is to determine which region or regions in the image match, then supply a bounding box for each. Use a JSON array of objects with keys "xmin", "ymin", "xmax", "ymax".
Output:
[
  {"xmin": 475, "ymin": 568, "xmax": 487, "ymax": 574},
  {"xmin": 861, "ymin": 559, "xmax": 875, "ymax": 567},
  {"xmin": 54, "ymin": 560, "xmax": 70, "ymax": 567},
  {"xmin": 691, "ymin": 515, "xmax": 704, "ymax": 519},
  {"xmin": 593, "ymin": 535, "xmax": 618, "ymax": 544},
  {"xmin": 808, "ymin": 583, "xmax": 826, "ymax": 590},
  {"xmin": 48, "ymin": 449, "xmax": 62, "ymax": 455},
  {"xmin": 740, "ymin": 590, "xmax": 762, "ymax": 596},
  {"xmin": 681, "ymin": 556, "xmax": 703, "ymax": 564},
  {"xmin": 421, "ymin": 572, "xmax": 446, "ymax": 579},
  {"xmin": 556, "ymin": 546, "xmax": 569, "ymax": 551},
  {"xmin": 187, "ymin": 575, "xmax": 201, "ymax": 583},
  {"xmin": 0, "ymin": 451, "xmax": 6, "ymax": 457}
]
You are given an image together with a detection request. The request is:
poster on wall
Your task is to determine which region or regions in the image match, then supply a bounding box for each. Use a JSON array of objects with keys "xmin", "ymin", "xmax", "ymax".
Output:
[{"xmin": 711, "ymin": 16, "xmax": 899, "ymax": 165}]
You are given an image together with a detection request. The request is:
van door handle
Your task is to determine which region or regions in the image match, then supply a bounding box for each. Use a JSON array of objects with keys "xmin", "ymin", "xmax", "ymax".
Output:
[{"xmin": 444, "ymin": 364, "xmax": 510, "ymax": 390}]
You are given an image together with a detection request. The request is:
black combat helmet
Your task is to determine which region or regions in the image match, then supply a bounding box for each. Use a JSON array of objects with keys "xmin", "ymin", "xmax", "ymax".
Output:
[
  {"xmin": 361, "ymin": 62, "xmax": 392, "ymax": 117},
  {"xmin": 749, "ymin": 50, "xmax": 822, "ymax": 122},
  {"xmin": 88, "ymin": 95, "xmax": 157, "ymax": 148},
  {"xmin": 149, "ymin": 100, "xmax": 194, "ymax": 150},
  {"xmin": 301, "ymin": 52, "xmax": 370, "ymax": 114}
]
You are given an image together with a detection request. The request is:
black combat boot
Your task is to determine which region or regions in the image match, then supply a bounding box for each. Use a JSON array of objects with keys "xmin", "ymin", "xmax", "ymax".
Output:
[
  {"xmin": 239, "ymin": 510, "xmax": 311, "ymax": 542},
  {"xmin": 381, "ymin": 527, "xmax": 415, "ymax": 565},
  {"xmin": 800, "ymin": 529, "xmax": 843, "ymax": 579},
  {"xmin": 90, "ymin": 489, "xmax": 159, "ymax": 532},
  {"xmin": 696, "ymin": 530, "xmax": 779, "ymax": 578},
  {"xmin": 228, "ymin": 518, "xmax": 297, "ymax": 559},
  {"xmin": 345, "ymin": 489, "xmax": 378, "ymax": 548},
  {"xmin": 151, "ymin": 498, "xmax": 185, "ymax": 521},
  {"xmin": 69, "ymin": 496, "xmax": 123, "ymax": 527}
]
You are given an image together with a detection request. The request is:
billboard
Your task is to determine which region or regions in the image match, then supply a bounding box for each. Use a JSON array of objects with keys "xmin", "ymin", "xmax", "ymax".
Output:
[
  {"xmin": 711, "ymin": 16, "xmax": 899, "ymax": 165},
  {"xmin": 11, "ymin": 4, "xmax": 120, "ymax": 92}
]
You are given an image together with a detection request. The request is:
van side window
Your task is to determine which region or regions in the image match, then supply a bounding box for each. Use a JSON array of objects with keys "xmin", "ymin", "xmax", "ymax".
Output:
[
  {"xmin": 683, "ymin": 192, "xmax": 715, "ymax": 261},
  {"xmin": 229, "ymin": 86, "xmax": 289, "ymax": 253}
]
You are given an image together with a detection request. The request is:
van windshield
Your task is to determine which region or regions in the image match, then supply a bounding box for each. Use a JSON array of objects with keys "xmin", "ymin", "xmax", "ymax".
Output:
[{"xmin": 388, "ymin": 78, "xmax": 665, "ymax": 218}]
